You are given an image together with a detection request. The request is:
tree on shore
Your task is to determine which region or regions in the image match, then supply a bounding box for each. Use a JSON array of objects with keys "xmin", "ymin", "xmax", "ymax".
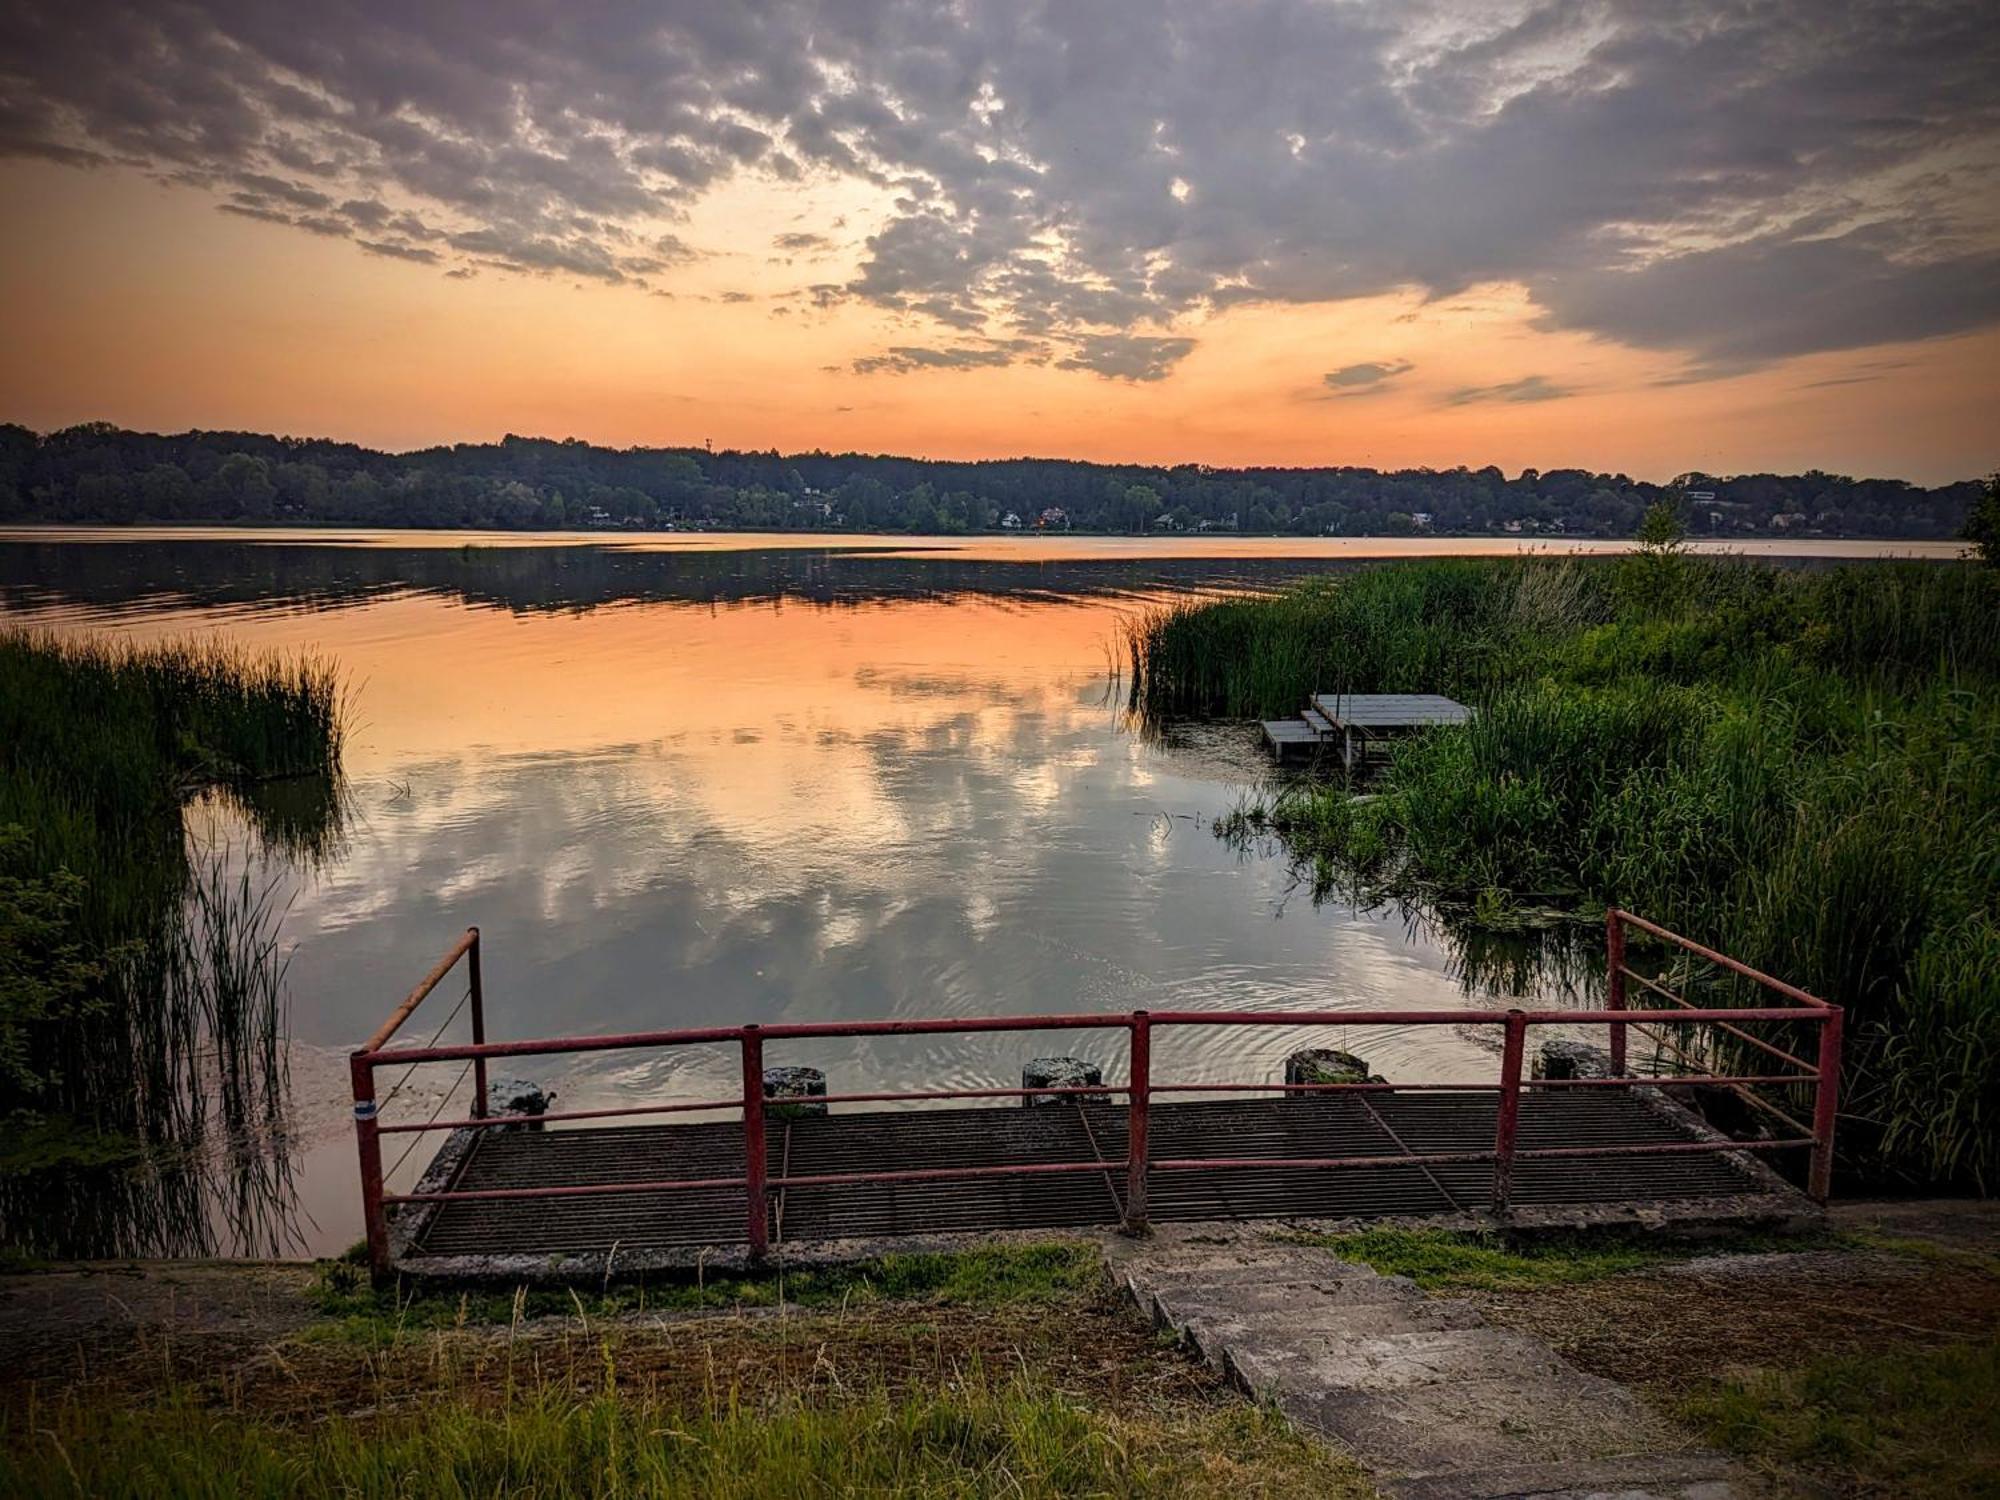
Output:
[{"xmin": 1964, "ymin": 473, "xmax": 2000, "ymax": 566}]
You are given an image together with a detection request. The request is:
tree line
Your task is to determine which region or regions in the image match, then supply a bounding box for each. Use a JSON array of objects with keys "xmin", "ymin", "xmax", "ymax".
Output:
[{"xmin": 0, "ymin": 422, "xmax": 1979, "ymax": 538}]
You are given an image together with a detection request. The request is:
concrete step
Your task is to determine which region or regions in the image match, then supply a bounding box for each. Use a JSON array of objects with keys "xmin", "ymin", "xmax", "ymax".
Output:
[{"xmin": 1114, "ymin": 1237, "xmax": 1749, "ymax": 1499}]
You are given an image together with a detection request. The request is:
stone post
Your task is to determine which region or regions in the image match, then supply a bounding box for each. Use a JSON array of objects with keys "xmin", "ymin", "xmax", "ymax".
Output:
[
  {"xmin": 1283, "ymin": 1048, "xmax": 1384, "ymax": 1088},
  {"xmin": 486, "ymin": 1077, "xmax": 554, "ymax": 1131},
  {"xmin": 1533, "ymin": 1040, "xmax": 1611, "ymax": 1082},
  {"xmin": 1022, "ymin": 1056, "xmax": 1106, "ymax": 1107},
  {"xmin": 762, "ymin": 1065, "xmax": 828, "ymax": 1119}
]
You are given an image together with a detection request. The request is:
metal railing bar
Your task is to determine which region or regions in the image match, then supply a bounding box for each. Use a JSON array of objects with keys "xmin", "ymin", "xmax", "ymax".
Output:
[
  {"xmin": 1531, "ymin": 1071, "xmax": 1818, "ymax": 1090},
  {"xmin": 385, "ymin": 1132, "xmax": 1819, "ymax": 1209},
  {"xmin": 358, "ymin": 1002, "xmax": 1831, "ymax": 1069},
  {"xmin": 374, "ymin": 1069, "xmax": 1831, "ymax": 1137},
  {"xmin": 1612, "ymin": 910, "xmax": 1828, "ymax": 1009},
  {"xmin": 1626, "ymin": 1021, "xmax": 1816, "ymax": 1137},
  {"xmin": 385, "ymin": 1173, "xmax": 747, "ymax": 1205},
  {"xmin": 376, "ymin": 1096, "xmax": 746, "ymax": 1133},
  {"xmin": 362, "ymin": 928, "xmax": 478, "ymax": 1053},
  {"xmin": 1619, "ymin": 966, "xmax": 1818, "ymax": 1071},
  {"xmin": 810, "ymin": 1084, "xmax": 1128, "ymax": 1106}
]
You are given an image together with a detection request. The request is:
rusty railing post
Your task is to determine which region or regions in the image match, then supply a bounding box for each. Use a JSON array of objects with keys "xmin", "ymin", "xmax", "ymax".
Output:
[
  {"xmin": 1491, "ymin": 1009, "xmax": 1528, "ymax": 1217},
  {"xmin": 741, "ymin": 1026, "xmax": 769, "ymax": 1260},
  {"xmin": 1605, "ymin": 907, "xmax": 1628, "ymax": 1076},
  {"xmin": 466, "ymin": 926, "xmax": 488, "ymax": 1119},
  {"xmin": 349, "ymin": 1051, "xmax": 391, "ymax": 1282},
  {"xmin": 1124, "ymin": 1012, "xmax": 1151, "ymax": 1234},
  {"xmin": 1808, "ymin": 1005, "xmax": 1844, "ymax": 1202}
]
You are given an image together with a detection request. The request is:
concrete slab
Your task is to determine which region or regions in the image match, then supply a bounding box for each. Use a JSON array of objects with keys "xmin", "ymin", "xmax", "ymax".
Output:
[{"xmin": 1118, "ymin": 1229, "xmax": 1746, "ymax": 1499}]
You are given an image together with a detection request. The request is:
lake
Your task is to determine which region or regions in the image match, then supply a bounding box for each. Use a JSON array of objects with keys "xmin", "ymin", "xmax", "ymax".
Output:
[{"xmin": 0, "ymin": 529, "xmax": 1963, "ymax": 1256}]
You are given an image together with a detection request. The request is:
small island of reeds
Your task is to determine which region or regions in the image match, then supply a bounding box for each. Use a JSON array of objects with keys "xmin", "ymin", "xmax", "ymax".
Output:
[{"xmin": 1129, "ymin": 552, "xmax": 2000, "ymax": 1191}]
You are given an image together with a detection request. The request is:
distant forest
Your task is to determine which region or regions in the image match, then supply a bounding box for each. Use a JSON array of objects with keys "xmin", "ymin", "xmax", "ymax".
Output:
[{"xmin": 0, "ymin": 422, "xmax": 1980, "ymax": 539}]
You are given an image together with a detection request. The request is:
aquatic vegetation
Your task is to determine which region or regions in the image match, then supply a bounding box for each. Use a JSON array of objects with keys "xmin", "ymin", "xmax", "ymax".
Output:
[
  {"xmin": 1133, "ymin": 559, "xmax": 2000, "ymax": 1189},
  {"xmin": 0, "ymin": 629, "xmax": 345, "ymax": 1256}
]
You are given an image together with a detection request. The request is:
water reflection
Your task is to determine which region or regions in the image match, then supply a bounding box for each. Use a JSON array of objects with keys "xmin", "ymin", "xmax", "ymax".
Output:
[{"xmin": 4, "ymin": 534, "xmax": 1624, "ymax": 1256}]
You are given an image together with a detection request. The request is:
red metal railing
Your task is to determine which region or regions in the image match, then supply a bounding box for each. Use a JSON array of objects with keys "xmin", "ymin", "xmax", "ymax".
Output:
[{"xmin": 350, "ymin": 912, "xmax": 1842, "ymax": 1278}]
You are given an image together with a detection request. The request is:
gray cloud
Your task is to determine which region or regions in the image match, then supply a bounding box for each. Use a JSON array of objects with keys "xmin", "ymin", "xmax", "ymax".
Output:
[
  {"xmin": 1324, "ymin": 359, "xmax": 1414, "ymax": 394},
  {"xmin": 1055, "ymin": 333, "xmax": 1197, "ymax": 383},
  {"xmin": 358, "ymin": 239, "xmax": 439, "ymax": 264},
  {"xmin": 852, "ymin": 338, "xmax": 1046, "ymax": 375},
  {"xmin": 1442, "ymin": 374, "xmax": 1572, "ymax": 406},
  {"xmin": 2, "ymin": 1, "xmax": 1996, "ymax": 382}
]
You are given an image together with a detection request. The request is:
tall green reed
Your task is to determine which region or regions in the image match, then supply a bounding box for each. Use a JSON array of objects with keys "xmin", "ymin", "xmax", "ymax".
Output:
[
  {"xmin": 1152, "ymin": 559, "xmax": 2000, "ymax": 1189},
  {"xmin": 0, "ymin": 629, "xmax": 343, "ymax": 1255}
]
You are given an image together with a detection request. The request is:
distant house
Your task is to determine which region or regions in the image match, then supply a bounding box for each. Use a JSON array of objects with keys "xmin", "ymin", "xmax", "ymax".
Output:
[
  {"xmin": 1001, "ymin": 511, "xmax": 1023, "ymax": 529},
  {"xmin": 1684, "ymin": 490, "xmax": 1717, "ymax": 502},
  {"xmin": 1502, "ymin": 518, "xmax": 1524, "ymax": 534},
  {"xmin": 1410, "ymin": 512, "xmax": 1434, "ymax": 530},
  {"xmin": 1037, "ymin": 507, "xmax": 1069, "ymax": 529}
]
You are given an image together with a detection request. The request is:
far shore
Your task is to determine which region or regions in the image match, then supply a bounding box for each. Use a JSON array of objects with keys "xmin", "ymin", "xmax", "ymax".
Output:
[{"xmin": 0, "ymin": 524, "xmax": 1973, "ymax": 562}]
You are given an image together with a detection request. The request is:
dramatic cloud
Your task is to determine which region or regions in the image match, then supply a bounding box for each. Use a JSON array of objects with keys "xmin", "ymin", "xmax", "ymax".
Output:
[{"xmin": 3, "ymin": 1, "xmax": 1997, "ymax": 381}]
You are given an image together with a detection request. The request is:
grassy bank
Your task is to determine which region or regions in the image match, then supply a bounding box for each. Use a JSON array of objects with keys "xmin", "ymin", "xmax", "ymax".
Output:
[
  {"xmin": 1, "ymin": 1243, "xmax": 1372, "ymax": 1499},
  {"xmin": 0, "ymin": 629, "xmax": 345, "ymax": 1256},
  {"xmin": 1129, "ymin": 557, "xmax": 2000, "ymax": 1189}
]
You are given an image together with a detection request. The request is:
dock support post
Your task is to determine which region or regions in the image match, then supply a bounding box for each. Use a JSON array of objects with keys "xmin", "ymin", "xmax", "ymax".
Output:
[
  {"xmin": 467, "ymin": 926, "xmax": 488, "ymax": 1119},
  {"xmin": 741, "ymin": 1026, "xmax": 769, "ymax": 1261},
  {"xmin": 349, "ymin": 1051, "xmax": 391, "ymax": 1283},
  {"xmin": 1605, "ymin": 908, "xmax": 1628, "ymax": 1077},
  {"xmin": 1491, "ymin": 1009, "xmax": 1527, "ymax": 1218},
  {"xmin": 1808, "ymin": 1006, "xmax": 1844, "ymax": 1203},
  {"xmin": 1124, "ymin": 1012, "xmax": 1150, "ymax": 1234}
]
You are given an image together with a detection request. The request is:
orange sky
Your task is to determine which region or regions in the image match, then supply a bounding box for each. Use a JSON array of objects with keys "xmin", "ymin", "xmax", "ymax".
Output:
[{"xmin": 3, "ymin": 157, "xmax": 1995, "ymax": 485}]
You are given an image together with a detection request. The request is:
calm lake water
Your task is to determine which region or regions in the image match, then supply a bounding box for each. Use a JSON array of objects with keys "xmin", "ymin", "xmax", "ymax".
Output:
[{"xmin": 0, "ymin": 529, "xmax": 1963, "ymax": 1256}]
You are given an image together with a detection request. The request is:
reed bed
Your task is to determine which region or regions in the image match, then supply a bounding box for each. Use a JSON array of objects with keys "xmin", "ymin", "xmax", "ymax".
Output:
[
  {"xmin": 1134, "ymin": 558, "xmax": 2000, "ymax": 1190},
  {"xmin": 0, "ymin": 628, "xmax": 344, "ymax": 1256}
]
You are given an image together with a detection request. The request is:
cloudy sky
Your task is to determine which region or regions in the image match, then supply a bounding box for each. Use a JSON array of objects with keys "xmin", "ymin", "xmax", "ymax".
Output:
[{"xmin": 2, "ymin": 0, "xmax": 1996, "ymax": 480}]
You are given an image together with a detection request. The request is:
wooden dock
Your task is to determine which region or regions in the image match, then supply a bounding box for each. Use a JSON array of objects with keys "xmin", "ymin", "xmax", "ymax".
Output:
[{"xmin": 1264, "ymin": 691, "xmax": 1472, "ymax": 768}]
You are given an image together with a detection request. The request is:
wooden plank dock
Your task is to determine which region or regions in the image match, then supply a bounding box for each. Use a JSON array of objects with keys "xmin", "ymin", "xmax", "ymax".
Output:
[{"xmin": 1264, "ymin": 692, "xmax": 1474, "ymax": 768}]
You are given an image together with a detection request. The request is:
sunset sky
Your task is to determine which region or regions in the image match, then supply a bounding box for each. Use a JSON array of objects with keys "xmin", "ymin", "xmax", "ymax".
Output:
[{"xmin": 3, "ymin": 1, "xmax": 1997, "ymax": 483}]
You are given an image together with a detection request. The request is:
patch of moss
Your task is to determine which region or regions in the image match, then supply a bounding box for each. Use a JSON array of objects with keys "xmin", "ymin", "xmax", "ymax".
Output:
[{"xmin": 1275, "ymin": 1227, "xmax": 1835, "ymax": 1291}]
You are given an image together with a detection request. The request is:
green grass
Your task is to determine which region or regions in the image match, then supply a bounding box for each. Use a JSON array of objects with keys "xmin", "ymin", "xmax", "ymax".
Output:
[
  {"xmin": 305, "ymin": 1242, "xmax": 1105, "ymax": 1346},
  {"xmin": 1132, "ymin": 558, "xmax": 2000, "ymax": 1190},
  {"xmin": 1275, "ymin": 1227, "xmax": 1832, "ymax": 1291},
  {"xmin": 0, "ymin": 1376, "xmax": 1372, "ymax": 1500},
  {"xmin": 5, "ymin": 1242, "xmax": 1374, "ymax": 1498},
  {"xmin": 1680, "ymin": 1337, "xmax": 2000, "ymax": 1499}
]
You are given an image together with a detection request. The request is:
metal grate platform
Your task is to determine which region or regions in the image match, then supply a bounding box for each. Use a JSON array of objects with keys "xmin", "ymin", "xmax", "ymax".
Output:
[{"xmin": 404, "ymin": 1092, "xmax": 1771, "ymax": 1261}]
